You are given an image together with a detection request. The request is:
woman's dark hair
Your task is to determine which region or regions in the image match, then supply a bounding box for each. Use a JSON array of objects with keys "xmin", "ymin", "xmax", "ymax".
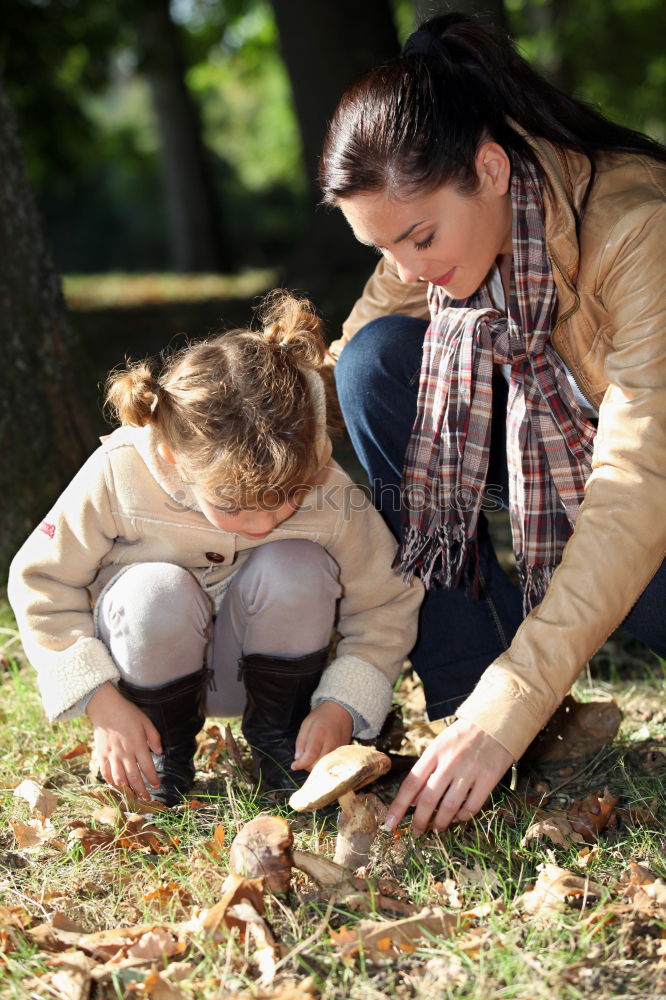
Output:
[{"xmin": 320, "ymin": 11, "xmax": 666, "ymax": 202}]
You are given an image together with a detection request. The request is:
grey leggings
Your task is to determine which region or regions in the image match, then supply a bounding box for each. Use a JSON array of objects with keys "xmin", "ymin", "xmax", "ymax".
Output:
[{"xmin": 96, "ymin": 539, "xmax": 341, "ymax": 716}]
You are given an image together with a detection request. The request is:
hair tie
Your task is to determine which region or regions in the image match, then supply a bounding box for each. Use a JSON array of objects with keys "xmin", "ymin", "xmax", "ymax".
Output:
[
  {"xmin": 402, "ymin": 29, "xmax": 451, "ymax": 63},
  {"xmin": 278, "ymin": 340, "xmax": 291, "ymax": 352},
  {"xmin": 149, "ymin": 382, "xmax": 162, "ymax": 414}
]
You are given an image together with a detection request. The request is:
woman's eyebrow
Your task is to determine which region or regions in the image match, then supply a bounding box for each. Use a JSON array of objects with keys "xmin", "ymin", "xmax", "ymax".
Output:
[{"xmin": 393, "ymin": 219, "xmax": 428, "ymax": 243}]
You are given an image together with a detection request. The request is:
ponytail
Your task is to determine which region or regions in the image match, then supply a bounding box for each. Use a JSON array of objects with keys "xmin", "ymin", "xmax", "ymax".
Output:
[
  {"xmin": 320, "ymin": 11, "xmax": 666, "ymax": 203},
  {"xmin": 105, "ymin": 361, "xmax": 162, "ymax": 427},
  {"xmin": 257, "ymin": 289, "xmax": 328, "ymax": 371}
]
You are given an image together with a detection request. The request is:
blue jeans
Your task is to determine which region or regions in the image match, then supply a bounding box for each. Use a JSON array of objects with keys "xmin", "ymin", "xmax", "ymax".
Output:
[{"xmin": 335, "ymin": 316, "xmax": 666, "ymax": 719}]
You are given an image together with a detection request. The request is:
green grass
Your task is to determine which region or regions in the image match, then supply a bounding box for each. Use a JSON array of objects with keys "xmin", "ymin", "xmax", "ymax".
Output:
[
  {"xmin": 0, "ymin": 592, "xmax": 664, "ymax": 999},
  {"xmin": 62, "ymin": 270, "xmax": 277, "ymax": 310}
]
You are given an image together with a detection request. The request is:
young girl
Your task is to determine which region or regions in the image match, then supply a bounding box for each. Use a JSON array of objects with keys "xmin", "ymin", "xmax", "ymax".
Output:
[
  {"xmin": 8, "ymin": 292, "xmax": 423, "ymax": 806},
  {"xmin": 320, "ymin": 12, "xmax": 666, "ymax": 833}
]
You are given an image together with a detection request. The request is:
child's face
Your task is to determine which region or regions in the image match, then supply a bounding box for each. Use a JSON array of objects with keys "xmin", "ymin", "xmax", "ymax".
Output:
[{"xmin": 193, "ymin": 487, "xmax": 309, "ymax": 539}]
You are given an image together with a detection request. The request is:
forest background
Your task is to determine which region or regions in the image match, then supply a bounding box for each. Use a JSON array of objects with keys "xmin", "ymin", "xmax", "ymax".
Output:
[{"xmin": 1, "ymin": 0, "xmax": 665, "ymax": 570}]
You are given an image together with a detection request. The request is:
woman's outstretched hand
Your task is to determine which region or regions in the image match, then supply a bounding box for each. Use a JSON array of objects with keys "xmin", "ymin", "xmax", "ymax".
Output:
[{"xmin": 384, "ymin": 718, "xmax": 514, "ymax": 835}]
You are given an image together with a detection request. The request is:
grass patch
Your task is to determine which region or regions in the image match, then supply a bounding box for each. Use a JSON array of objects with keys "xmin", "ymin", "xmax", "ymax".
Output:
[
  {"xmin": 0, "ymin": 592, "xmax": 664, "ymax": 998},
  {"xmin": 63, "ymin": 270, "xmax": 277, "ymax": 310}
]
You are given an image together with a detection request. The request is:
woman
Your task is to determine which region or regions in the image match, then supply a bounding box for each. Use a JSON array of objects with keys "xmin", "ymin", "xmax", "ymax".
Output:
[{"xmin": 320, "ymin": 12, "xmax": 666, "ymax": 835}]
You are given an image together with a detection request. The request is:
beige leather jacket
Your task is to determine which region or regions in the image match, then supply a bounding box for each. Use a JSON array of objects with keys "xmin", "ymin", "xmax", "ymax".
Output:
[{"xmin": 334, "ymin": 137, "xmax": 666, "ymax": 760}]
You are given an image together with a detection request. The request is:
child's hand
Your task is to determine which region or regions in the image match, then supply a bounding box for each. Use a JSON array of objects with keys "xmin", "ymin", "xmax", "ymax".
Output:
[
  {"xmin": 86, "ymin": 682, "xmax": 162, "ymax": 800},
  {"xmin": 292, "ymin": 701, "xmax": 353, "ymax": 772}
]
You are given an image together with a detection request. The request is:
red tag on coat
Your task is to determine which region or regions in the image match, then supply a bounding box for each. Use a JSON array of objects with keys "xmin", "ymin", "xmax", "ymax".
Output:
[{"xmin": 39, "ymin": 522, "xmax": 56, "ymax": 539}]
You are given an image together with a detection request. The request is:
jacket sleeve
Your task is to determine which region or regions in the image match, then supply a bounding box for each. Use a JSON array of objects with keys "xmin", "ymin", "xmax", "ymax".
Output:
[
  {"xmin": 329, "ymin": 257, "xmax": 431, "ymax": 361},
  {"xmin": 457, "ymin": 202, "xmax": 666, "ymax": 760},
  {"xmin": 8, "ymin": 446, "xmax": 121, "ymax": 722},
  {"xmin": 311, "ymin": 473, "xmax": 424, "ymax": 737}
]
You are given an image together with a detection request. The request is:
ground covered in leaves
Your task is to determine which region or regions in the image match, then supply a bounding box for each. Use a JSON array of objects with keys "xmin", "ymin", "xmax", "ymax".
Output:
[{"xmin": 0, "ymin": 597, "xmax": 664, "ymax": 1000}]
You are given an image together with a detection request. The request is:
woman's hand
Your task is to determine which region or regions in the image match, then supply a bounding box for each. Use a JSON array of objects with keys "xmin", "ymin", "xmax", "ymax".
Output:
[
  {"xmin": 86, "ymin": 682, "xmax": 163, "ymax": 800},
  {"xmin": 292, "ymin": 701, "xmax": 354, "ymax": 772},
  {"xmin": 384, "ymin": 718, "xmax": 513, "ymax": 835}
]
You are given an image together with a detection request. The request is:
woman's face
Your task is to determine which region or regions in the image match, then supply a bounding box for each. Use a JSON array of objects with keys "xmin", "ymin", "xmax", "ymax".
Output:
[{"xmin": 338, "ymin": 142, "xmax": 512, "ymax": 300}]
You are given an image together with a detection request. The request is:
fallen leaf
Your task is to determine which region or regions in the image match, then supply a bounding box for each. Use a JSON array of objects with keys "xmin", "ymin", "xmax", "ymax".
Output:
[
  {"xmin": 523, "ymin": 696, "xmax": 622, "ymax": 762},
  {"xmin": 29, "ymin": 912, "xmax": 88, "ymax": 953},
  {"xmin": 195, "ymin": 874, "xmax": 266, "ymax": 937},
  {"xmin": 329, "ymin": 906, "xmax": 457, "ymax": 960},
  {"xmin": 616, "ymin": 798, "xmax": 659, "ymax": 827},
  {"xmin": 517, "ymin": 863, "xmax": 604, "ymax": 915},
  {"xmin": 126, "ymin": 928, "xmax": 184, "ymax": 961},
  {"xmin": 13, "ymin": 779, "xmax": 59, "ymax": 818},
  {"xmin": 130, "ymin": 965, "xmax": 188, "ymax": 999},
  {"xmin": 60, "ymin": 741, "xmax": 90, "ymax": 760},
  {"xmin": 43, "ymin": 951, "xmax": 95, "ymax": 1000},
  {"xmin": 10, "ymin": 817, "xmax": 58, "ymax": 850},
  {"xmin": 432, "ymin": 879, "xmax": 464, "ymax": 909},
  {"xmin": 226, "ymin": 901, "xmax": 278, "ymax": 986},
  {"xmin": 568, "ymin": 788, "xmax": 619, "ymax": 841},
  {"xmin": 205, "ymin": 823, "xmax": 226, "ymax": 858},
  {"xmin": 576, "ymin": 845, "xmax": 600, "ymax": 868},
  {"xmin": 522, "ymin": 815, "xmax": 586, "ymax": 848}
]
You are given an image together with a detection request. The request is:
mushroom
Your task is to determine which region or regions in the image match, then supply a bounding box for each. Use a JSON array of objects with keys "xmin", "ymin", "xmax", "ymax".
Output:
[
  {"xmin": 288, "ymin": 745, "xmax": 391, "ymax": 870},
  {"xmin": 229, "ymin": 815, "xmax": 293, "ymax": 895}
]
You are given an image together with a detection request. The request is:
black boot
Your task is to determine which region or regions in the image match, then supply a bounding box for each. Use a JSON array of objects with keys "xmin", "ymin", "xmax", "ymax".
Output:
[
  {"xmin": 117, "ymin": 666, "xmax": 212, "ymax": 807},
  {"xmin": 238, "ymin": 647, "xmax": 329, "ymax": 791}
]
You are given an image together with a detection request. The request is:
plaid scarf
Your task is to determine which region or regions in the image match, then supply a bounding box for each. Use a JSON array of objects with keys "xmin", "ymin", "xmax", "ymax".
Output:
[{"xmin": 397, "ymin": 159, "xmax": 597, "ymax": 612}]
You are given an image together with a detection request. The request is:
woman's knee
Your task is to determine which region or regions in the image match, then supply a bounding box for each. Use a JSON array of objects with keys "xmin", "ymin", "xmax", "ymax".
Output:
[{"xmin": 335, "ymin": 315, "xmax": 427, "ymax": 406}]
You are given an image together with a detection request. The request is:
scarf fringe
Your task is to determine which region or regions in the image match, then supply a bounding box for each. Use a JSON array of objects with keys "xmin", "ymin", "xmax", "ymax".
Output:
[
  {"xmin": 396, "ymin": 523, "xmax": 480, "ymax": 596},
  {"xmin": 517, "ymin": 559, "xmax": 555, "ymax": 615}
]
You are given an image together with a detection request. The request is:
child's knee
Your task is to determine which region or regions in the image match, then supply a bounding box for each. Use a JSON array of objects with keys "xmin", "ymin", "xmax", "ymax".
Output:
[
  {"xmin": 238, "ymin": 539, "xmax": 340, "ymax": 614},
  {"xmin": 100, "ymin": 563, "xmax": 210, "ymax": 644}
]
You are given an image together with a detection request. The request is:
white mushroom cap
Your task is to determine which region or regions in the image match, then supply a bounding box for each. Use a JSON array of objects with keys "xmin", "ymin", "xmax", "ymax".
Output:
[{"xmin": 288, "ymin": 745, "xmax": 391, "ymax": 812}]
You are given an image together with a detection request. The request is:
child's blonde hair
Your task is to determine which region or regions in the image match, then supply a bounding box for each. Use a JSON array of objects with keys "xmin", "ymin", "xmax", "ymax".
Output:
[{"xmin": 105, "ymin": 292, "xmax": 337, "ymax": 508}]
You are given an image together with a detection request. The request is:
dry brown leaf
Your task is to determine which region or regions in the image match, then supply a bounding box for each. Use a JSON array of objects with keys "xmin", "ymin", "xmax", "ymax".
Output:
[
  {"xmin": 67, "ymin": 823, "xmax": 116, "ymax": 855},
  {"xmin": 568, "ymin": 788, "xmax": 619, "ymax": 841},
  {"xmin": 13, "ymin": 778, "xmax": 59, "ymax": 818},
  {"xmin": 517, "ymin": 863, "xmax": 604, "ymax": 915},
  {"xmin": 616, "ymin": 798, "xmax": 659, "ymax": 827},
  {"xmin": 523, "ymin": 696, "xmax": 622, "ymax": 762},
  {"xmin": 29, "ymin": 912, "xmax": 88, "ymax": 953},
  {"xmin": 226, "ymin": 901, "xmax": 278, "ymax": 986},
  {"xmin": 205, "ymin": 823, "xmax": 226, "ymax": 858},
  {"xmin": 60, "ymin": 741, "xmax": 90, "ymax": 760},
  {"xmin": 126, "ymin": 928, "xmax": 184, "ymax": 961},
  {"xmin": 576, "ymin": 845, "xmax": 600, "ymax": 868},
  {"xmin": 78, "ymin": 924, "xmax": 185, "ymax": 963},
  {"xmin": 432, "ymin": 879, "xmax": 464, "ymax": 909},
  {"xmin": 92, "ymin": 805, "xmax": 122, "ymax": 828},
  {"xmin": 42, "ymin": 951, "xmax": 95, "ymax": 1000},
  {"xmin": 521, "ymin": 815, "xmax": 586, "ymax": 848},
  {"xmin": 329, "ymin": 906, "xmax": 457, "ymax": 960},
  {"xmin": 129, "ymin": 965, "xmax": 189, "ymax": 999},
  {"xmin": 195, "ymin": 874, "xmax": 266, "ymax": 937},
  {"xmin": 10, "ymin": 817, "xmax": 58, "ymax": 850}
]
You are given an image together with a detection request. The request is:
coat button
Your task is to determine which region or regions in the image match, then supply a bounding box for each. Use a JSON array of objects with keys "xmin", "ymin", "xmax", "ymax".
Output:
[{"xmin": 205, "ymin": 551, "xmax": 225, "ymax": 563}]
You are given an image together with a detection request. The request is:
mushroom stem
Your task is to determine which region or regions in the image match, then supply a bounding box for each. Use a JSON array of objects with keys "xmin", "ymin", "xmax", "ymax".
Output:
[{"xmin": 333, "ymin": 791, "xmax": 387, "ymax": 870}]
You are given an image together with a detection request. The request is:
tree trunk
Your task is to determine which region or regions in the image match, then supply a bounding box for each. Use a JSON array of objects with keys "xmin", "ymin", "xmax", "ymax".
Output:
[
  {"xmin": 269, "ymin": 0, "xmax": 400, "ymax": 282},
  {"xmin": 134, "ymin": 0, "xmax": 230, "ymax": 273},
  {"xmin": 0, "ymin": 78, "xmax": 97, "ymax": 576}
]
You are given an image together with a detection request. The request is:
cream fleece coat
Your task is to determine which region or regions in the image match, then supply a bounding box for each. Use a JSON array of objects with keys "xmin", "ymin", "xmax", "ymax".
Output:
[{"xmin": 9, "ymin": 419, "xmax": 423, "ymax": 738}]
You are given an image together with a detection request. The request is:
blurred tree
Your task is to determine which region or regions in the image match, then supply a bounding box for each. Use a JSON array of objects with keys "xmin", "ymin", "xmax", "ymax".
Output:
[
  {"xmin": 132, "ymin": 0, "xmax": 231, "ymax": 271},
  {"xmin": 0, "ymin": 78, "xmax": 97, "ymax": 575},
  {"xmin": 269, "ymin": 0, "xmax": 401, "ymax": 279}
]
